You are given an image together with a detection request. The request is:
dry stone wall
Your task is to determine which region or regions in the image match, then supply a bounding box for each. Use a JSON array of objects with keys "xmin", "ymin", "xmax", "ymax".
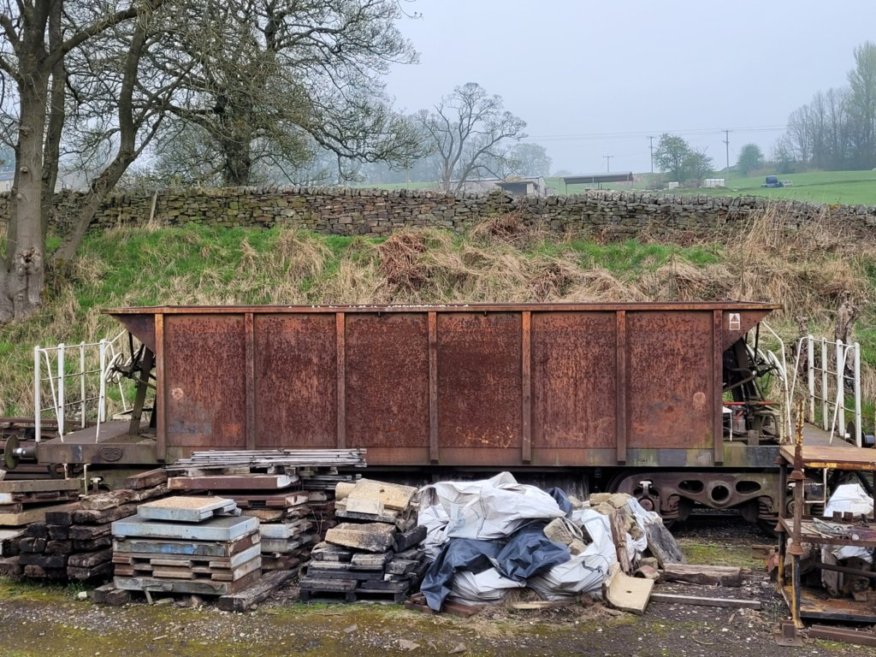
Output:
[{"xmin": 1, "ymin": 187, "xmax": 875, "ymax": 241}]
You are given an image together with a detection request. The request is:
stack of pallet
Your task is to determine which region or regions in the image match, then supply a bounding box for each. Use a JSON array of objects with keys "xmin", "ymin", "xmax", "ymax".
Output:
[
  {"xmin": 298, "ymin": 479, "xmax": 429, "ymax": 603},
  {"xmin": 165, "ymin": 449, "xmax": 366, "ymax": 570},
  {"xmin": 8, "ymin": 469, "xmax": 169, "ymax": 582},
  {"xmin": 111, "ymin": 496, "xmax": 261, "ymax": 597}
]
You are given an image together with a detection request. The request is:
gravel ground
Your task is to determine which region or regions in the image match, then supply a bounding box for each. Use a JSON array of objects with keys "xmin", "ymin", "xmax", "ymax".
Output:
[{"xmin": 1, "ymin": 517, "xmax": 875, "ymax": 657}]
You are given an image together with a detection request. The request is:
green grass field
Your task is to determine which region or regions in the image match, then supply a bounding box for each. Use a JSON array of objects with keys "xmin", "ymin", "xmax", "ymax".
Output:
[
  {"xmin": 371, "ymin": 170, "xmax": 876, "ymax": 205},
  {"xmin": 546, "ymin": 169, "xmax": 876, "ymax": 204}
]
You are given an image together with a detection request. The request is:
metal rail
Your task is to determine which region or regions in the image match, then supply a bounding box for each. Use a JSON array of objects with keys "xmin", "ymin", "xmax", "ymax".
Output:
[
  {"xmin": 33, "ymin": 332, "xmax": 132, "ymax": 443},
  {"xmin": 803, "ymin": 335, "xmax": 862, "ymax": 447}
]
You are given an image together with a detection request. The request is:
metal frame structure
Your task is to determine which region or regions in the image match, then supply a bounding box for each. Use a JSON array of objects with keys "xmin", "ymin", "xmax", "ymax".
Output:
[
  {"xmin": 804, "ymin": 335, "xmax": 862, "ymax": 447},
  {"xmin": 33, "ymin": 332, "xmax": 132, "ymax": 444}
]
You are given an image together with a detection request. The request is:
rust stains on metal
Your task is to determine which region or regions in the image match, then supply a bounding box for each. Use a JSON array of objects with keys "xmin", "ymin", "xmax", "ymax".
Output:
[
  {"xmin": 345, "ymin": 313, "xmax": 429, "ymax": 449},
  {"xmin": 531, "ymin": 312, "xmax": 616, "ymax": 450},
  {"xmin": 103, "ymin": 302, "xmax": 778, "ymax": 468},
  {"xmin": 627, "ymin": 311, "xmax": 712, "ymax": 450},
  {"xmin": 437, "ymin": 313, "xmax": 522, "ymax": 454},
  {"xmin": 253, "ymin": 314, "xmax": 337, "ymax": 448},
  {"xmin": 164, "ymin": 314, "xmax": 246, "ymax": 450}
]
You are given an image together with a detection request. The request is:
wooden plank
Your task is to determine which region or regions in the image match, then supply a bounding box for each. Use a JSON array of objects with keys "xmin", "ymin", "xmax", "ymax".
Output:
[
  {"xmin": 662, "ymin": 563, "xmax": 743, "ymax": 587},
  {"xmin": 645, "ymin": 522, "xmax": 685, "ymax": 568},
  {"xmin": 211, "ymin": 555, "xmax": 261, "ymax": 581},
  {"xmin": 168, "ymin": 474, "xmax": 295, "ymax": 491},
  {"xmin": 0, "ymin": 501, "xmax": 80, "ymax": 527},
  {"xmin": 225, "ymin": 493, "xmax": 309, "ymax": 509},
  {"xmin": 70, "ymin": 524, "xmax": 112, "ymax": 540},
  {"xmin": 123, "ymin": 468, "xmax": 168, "ymax": 491},
  {"xmin": 137, "ymin": 496, "xmax": 237, "ymax": 523},
  {"xmin": 650, "ymin": 592, "xmax": 761, "ymax": 609},
  {"xmin": 0, "ymin": 479, "xmax": 80, "ymax": 494},
  {"xmin": 111, "ymin": 515, "xmax": 259, "ymax": 542},
  {"xmin": 217, "ymin": 569, "xmax": 295, "ymax": 612},
  {"xmin": 259, "ymin": 522, "xmax": 312, "ymax": 540},
  {"xmin": 0, "ymin": 529, "xmax": 23, "ymax": 557},
  {"xmin": 68, "ymin": 561, "xmax": 113, "ymax": 581},
  {"xmin": 73, "ymin": 503, "xmax": 136, "ymax": 525}
]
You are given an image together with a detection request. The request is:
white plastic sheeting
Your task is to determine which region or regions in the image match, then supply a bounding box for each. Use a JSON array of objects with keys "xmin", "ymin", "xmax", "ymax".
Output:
[
  {"xmin": 449, "ymin": 568, "xmax": 527, "ymax": 605},
  {"xmin": 824, "ymin": 483, "xmax": 874, "ymax": 519},
  {"xmin": 418, "ymin": 472, "xmax": 566, "ymax": 543},
  {"xmin": 527, "ymin": 509, "xmax": 617, "ymax": 600},
  {"xmin": 822, "ymin": 483, "xmax": 874, "ymax": 569},
  {"xmin": 416, "ymin": 472, "xmax": 666, "ymax": 607}
]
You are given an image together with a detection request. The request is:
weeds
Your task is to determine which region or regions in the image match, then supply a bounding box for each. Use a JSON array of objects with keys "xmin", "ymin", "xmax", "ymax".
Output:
[{"xmin": 0, "ymin": 210, "xmax": 873, "ymax": 415}]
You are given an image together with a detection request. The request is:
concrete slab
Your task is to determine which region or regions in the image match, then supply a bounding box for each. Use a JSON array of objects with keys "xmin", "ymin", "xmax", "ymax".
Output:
[
  {"xmin": 112, "ymin": 515, "xmax": 258, "ymax": 542},
  {"xmin": 137, "ymin": 496, "xmax": 238, "ymax": 523}
]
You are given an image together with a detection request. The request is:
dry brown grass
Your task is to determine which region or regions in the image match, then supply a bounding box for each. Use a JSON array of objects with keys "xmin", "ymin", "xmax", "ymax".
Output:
[
  {"xmin": 724, "ymin": 207, "xmax": 873, "ymax": 320},
  {"xmin": 1, "ymin": 210, "xmax": 874, "ymax": 416}
]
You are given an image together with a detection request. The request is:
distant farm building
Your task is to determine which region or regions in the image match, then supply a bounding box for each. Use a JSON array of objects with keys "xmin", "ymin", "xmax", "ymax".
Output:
[
  {"xmin": 458, "ymin": 176, "xmax": 548, "ymax": 197},
  {"xmin": 561, "ymin": 172, "xmax": 634, "ymax": 192}
]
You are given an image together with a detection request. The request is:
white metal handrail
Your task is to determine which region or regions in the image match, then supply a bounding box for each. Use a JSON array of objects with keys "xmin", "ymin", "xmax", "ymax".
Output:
[
  {"xmin": 34, "ymin": 332, "xmax": 132, "ymax": 443},
  {"xmin": 803, "ymin": 335, "xmax": 862, "ymax": 447}
]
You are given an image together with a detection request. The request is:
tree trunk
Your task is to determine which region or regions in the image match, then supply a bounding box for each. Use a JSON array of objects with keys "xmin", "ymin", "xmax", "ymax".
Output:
[
  {"xmin": 52, "ymin": 152, "xmax": 135, "ymax": 265},
  {"xmin": 222, "ymin": 134, "xmax": 252, "ymax": 186},
  {"xmin": 1, "ymin": 71, "xmax": 50, "ymax": 322}
]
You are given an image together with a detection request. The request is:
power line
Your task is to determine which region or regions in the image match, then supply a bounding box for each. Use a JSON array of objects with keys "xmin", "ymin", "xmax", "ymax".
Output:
[{"xmin": 528, "ymin": 125, "xmax": 786, "ymax": 142}]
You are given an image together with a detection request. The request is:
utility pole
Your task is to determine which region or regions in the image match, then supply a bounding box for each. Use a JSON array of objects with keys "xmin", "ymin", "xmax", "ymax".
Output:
[
  {"xmin": 723, "ymin": 129, "xmax": 730, "ymax": 173},
  {"xmin": 648, "ymin": 136, "xmax": 655, "ymax": 174},
  {"xmin": 604, "ymin": 155, "xmax": 613, "ymax": 172}
]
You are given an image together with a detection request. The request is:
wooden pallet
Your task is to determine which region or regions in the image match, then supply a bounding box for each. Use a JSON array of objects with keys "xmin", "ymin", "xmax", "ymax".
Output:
[
  {"xmin": 113, "ymin": 532, "xmax": 260, "ymax": 558},
  {"xmin": 113, "ymin": 546, "xmax": 261, "ymax": 582},
  {"xmin": 114, "ymin": 568, "xmax": 261, "ymax": 596},
  {"xmin": 299, "ymin": 576, "xmax": 410, "ymax": 603}
]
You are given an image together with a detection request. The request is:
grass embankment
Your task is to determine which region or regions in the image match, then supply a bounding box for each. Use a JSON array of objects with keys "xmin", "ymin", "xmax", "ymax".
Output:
[{"xmin": 0, "ymin": 211, "xmax": 874, "ymax": 422}]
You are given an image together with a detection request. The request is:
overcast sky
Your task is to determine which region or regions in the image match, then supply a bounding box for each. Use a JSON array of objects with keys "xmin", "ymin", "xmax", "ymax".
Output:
[{"xmin": 385, "ymin": 0, "xmax": 876, "ymax": 175}]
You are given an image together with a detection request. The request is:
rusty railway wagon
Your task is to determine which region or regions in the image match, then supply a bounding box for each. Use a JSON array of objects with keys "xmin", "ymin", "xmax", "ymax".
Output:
[{"xmin": 31, "ymin": 302, "xmax": 785, "ymax": 525}]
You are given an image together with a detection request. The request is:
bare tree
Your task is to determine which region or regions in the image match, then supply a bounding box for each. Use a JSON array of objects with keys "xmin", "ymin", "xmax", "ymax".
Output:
[
  {"xmin": 416, "ymin": 83, "xmax": 526, "ymax": 193},
  {"xmin": 0, "ymin": 1, "xmax": 165, "ymax": 322},
  {"xmin": 157, "ymin": 0, "xmax": 422, "ymax": 187}
]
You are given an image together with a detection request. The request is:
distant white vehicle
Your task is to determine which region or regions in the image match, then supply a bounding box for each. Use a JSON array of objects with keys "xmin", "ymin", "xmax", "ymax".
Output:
[{"xmin": 703, "ymin": 178, "xmax": 726, "ymax": 188}]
